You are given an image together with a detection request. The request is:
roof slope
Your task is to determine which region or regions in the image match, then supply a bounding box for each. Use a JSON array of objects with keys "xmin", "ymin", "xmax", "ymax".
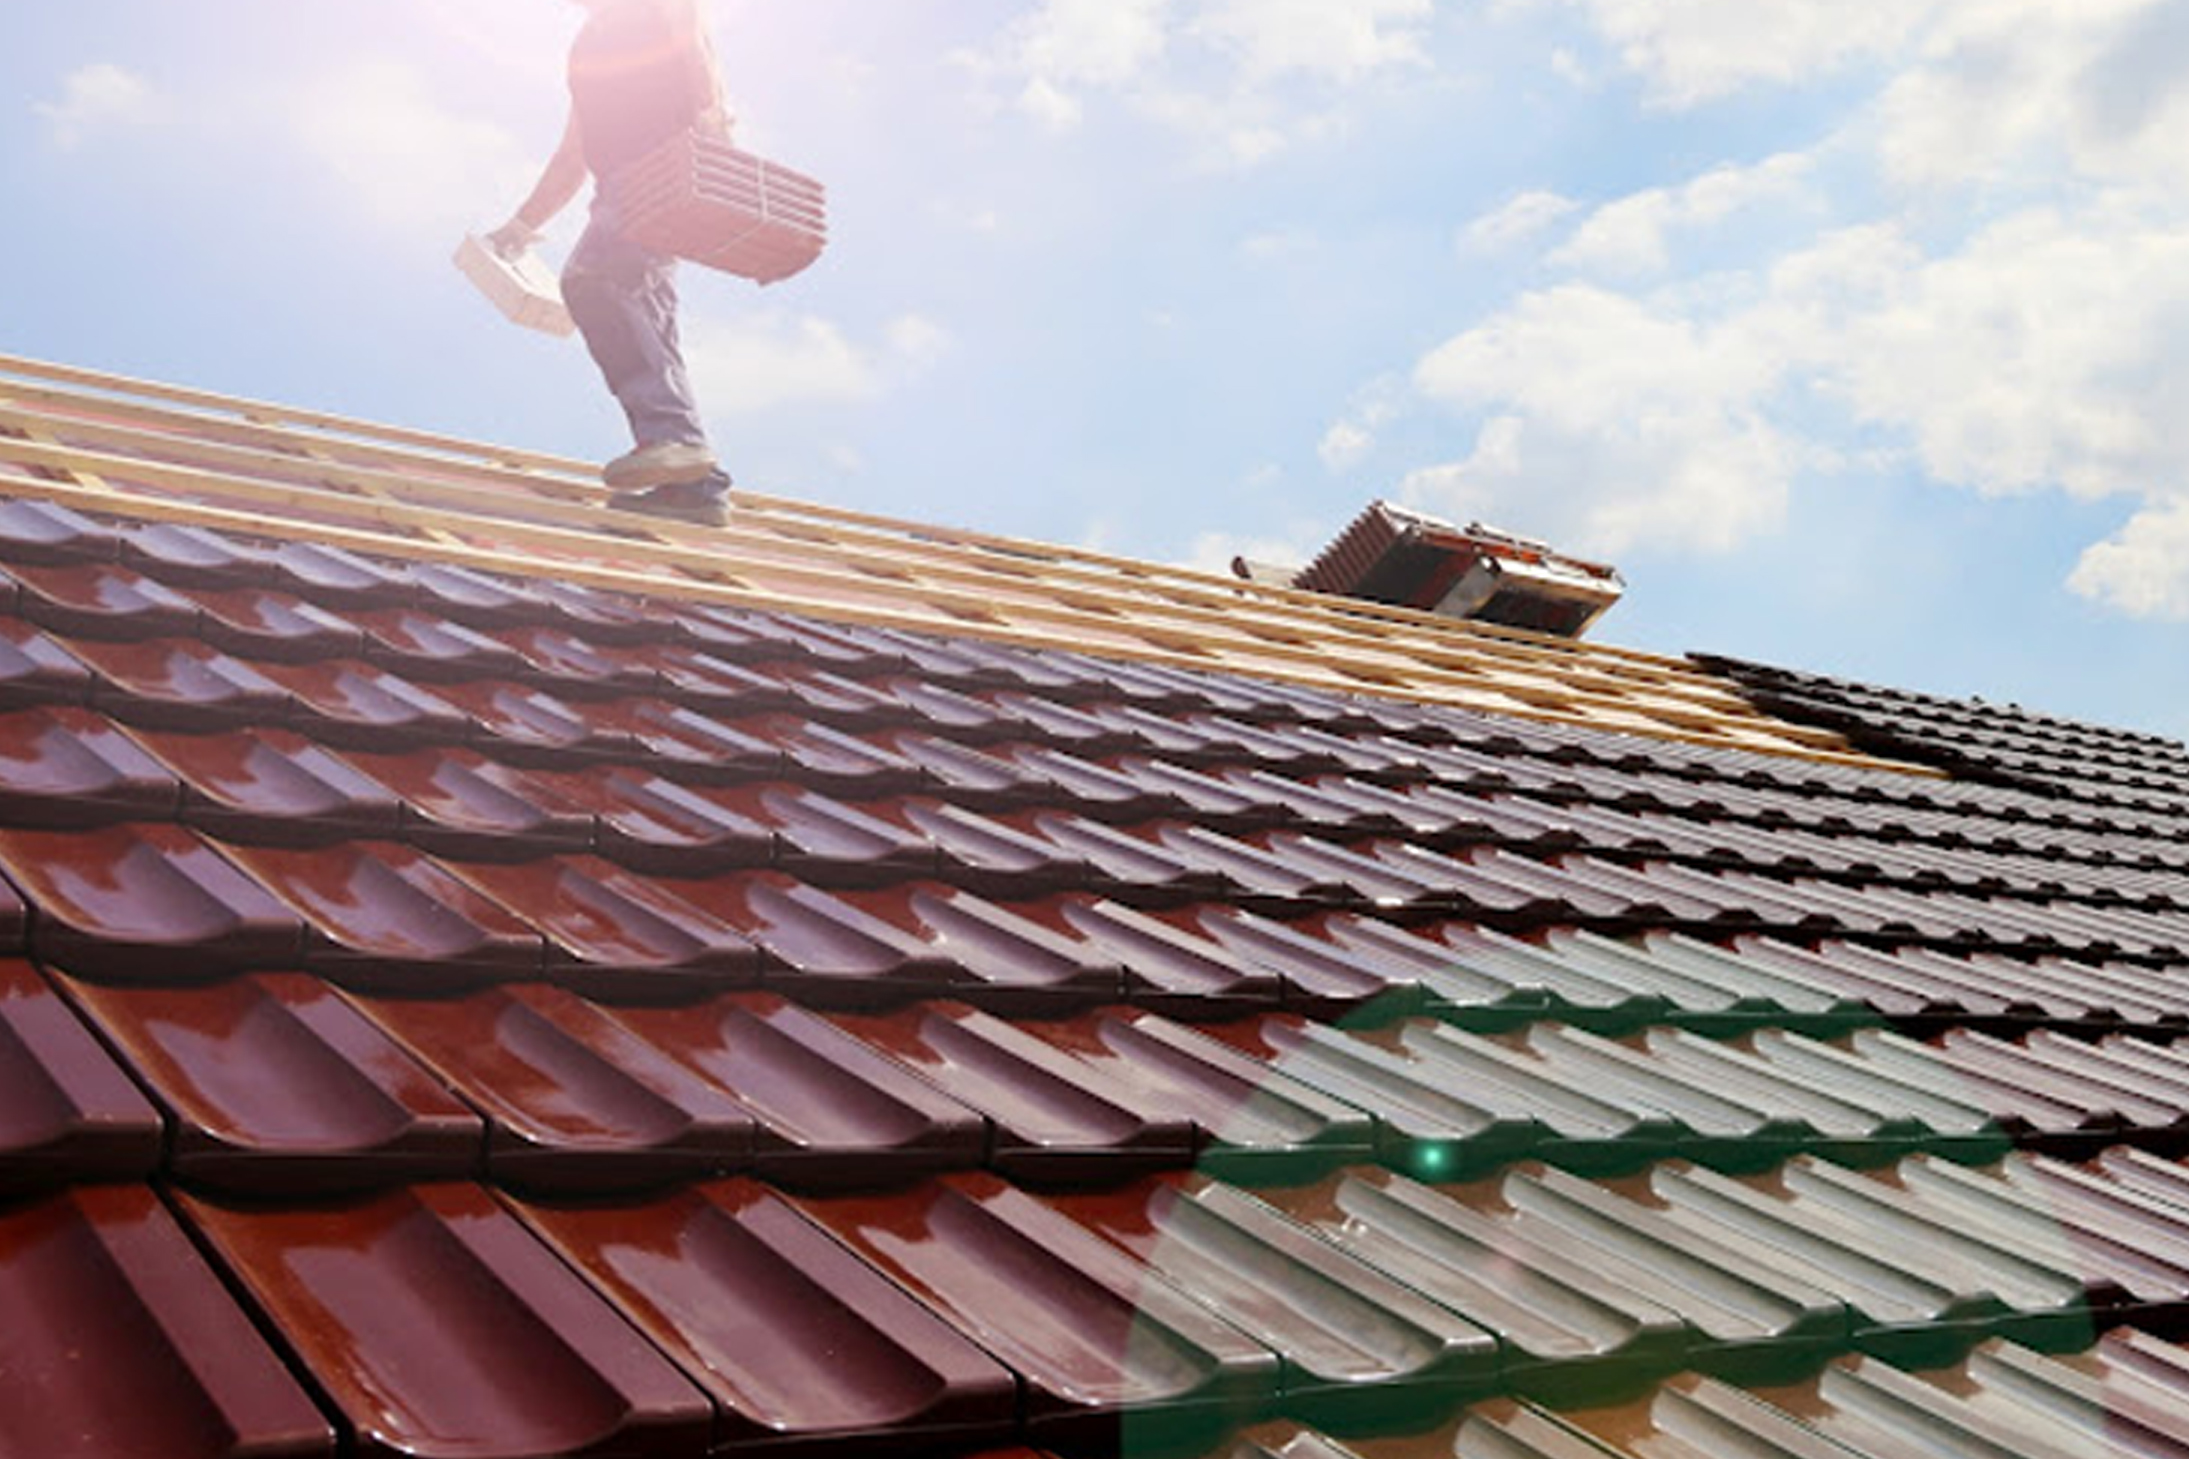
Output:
[{"xmin": 2, "ymin": 354, "xmax": 2189, "ymax": 1459}]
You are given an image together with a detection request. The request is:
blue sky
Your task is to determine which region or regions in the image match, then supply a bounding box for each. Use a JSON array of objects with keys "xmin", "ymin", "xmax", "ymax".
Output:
[{"xmin": 6, "ymin": 0, "xmax": 2188, "ymax": 737}]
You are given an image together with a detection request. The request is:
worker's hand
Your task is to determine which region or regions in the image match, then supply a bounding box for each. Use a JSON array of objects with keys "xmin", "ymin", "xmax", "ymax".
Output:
[{"xmin": 485, "ymin": 219, "xmax": 541, "ymax": 259}]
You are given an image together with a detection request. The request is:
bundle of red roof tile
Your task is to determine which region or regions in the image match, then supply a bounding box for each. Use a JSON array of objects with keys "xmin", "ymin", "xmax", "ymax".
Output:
[{"xmin": 612, "ymin": 130, "xmax": 827, "ymax": 286}]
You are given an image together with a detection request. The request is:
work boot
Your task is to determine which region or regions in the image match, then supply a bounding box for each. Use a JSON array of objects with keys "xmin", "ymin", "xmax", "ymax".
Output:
[
  {"xmin": 603, "ymin": 440, "xmax": 720, "ymax": 492},
  {"xmin": 609, "ymin": 471, "xmax": 732, "ymax": 528}
]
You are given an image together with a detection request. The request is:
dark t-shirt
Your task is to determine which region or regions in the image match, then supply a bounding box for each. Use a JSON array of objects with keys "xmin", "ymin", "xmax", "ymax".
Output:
[{"xmin": 569, "ymin": 0, "xmax": 712, "ymax": 179}]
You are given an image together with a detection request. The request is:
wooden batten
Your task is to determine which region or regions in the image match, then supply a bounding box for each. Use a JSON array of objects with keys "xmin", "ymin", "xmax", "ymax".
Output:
[{"xmin": 0, "ymin": 352, "xmax": 1929, "ymax": 775}]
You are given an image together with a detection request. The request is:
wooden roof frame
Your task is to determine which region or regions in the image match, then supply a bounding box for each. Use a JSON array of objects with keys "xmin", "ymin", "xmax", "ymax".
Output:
[{"xmin": 0, "ymin": 352, "xmax": 1922, "ymax": 774}]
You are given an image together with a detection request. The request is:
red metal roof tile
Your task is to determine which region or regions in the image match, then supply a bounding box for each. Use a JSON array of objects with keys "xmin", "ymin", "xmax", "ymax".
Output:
[
  {"xmin": 355, "ymin": 608, "xmax": 529, "ymax": 677},
  {"xmin": 0, "ymin": 616, "xmax": 93, "ymax": 702},
  {"xmin": 0, "ymin": 1184, "xmax": 335, "ymax": 1458},
  {"xmin": 1026, "ymin": 1008, "xmax": 1374, "ymax": 1173},
  {"xmin": 349, "ymin": 983, "xmax": 756, "ymax": 1190},
  {"xmin": 118, "ymin": 521, "xmax": 260, "ymax": 582},
  {"xmin": 174, "ymin": 587, "xmax": 365, "ymax": 662},
  {"xmin": 1205, "ymin": 1017, "xmax": 1543, "ymax": 1177},
  {"xmin": 1640, "ymin": 1157, "xmax": 2104, "ymax": 1363},
  {"xmin": 829, "ymin": 1001, "xmax": 1196, "ymax": 1179},
  {"xmin": 219, "ymin": 839, "xmax": 545, "ymax": 988},
  {"xmin": 793, "ymin": 1172, "xmax": 1280, "ymax": 1448},
  {"xmin": 58, "ymin": 970, "xmax": 480, "ymax": 1192},
  {"xmin": 0, "ymin": 705, "xmax": 181, "ymax": 826},
  {"xmin": 178, "ymin": 1181, "xmax": 714, "ymax": 1458},
  {"xmin": 7, "ymin": 560, "xmax": 201, "ymax": 639},
  {"xmin": 0, "ymin": 960, "xmax": 162, "ymax": 1188},
  {"xmin": 332, "ymin": 745, "xmax": 594, "ymax": 854},
  {"xmin": 0, "ymin": 822, "xmax": 288, "ymax": 978},
  {"xmin": 679, "ymin": 871, "xmax": 978, "ymax": 1002},
  {"xmin": 133, "ymin": 725, "xmax": 404, "ymax": 841},
  {"xmin": 253, "ymin": 657, "xmax": 466, "ymax": 741},
  {"xmin": 445, "ymin": 854, "xmax": 763, "ymax": 993},
  {"xmin": 0, "ymin": 498, "xmax": 115, "ymax": 563},
  {"xmin": 1047, "ymin": 1174, "xmax": 1503, "ymax": 1427},
  {"xmin": 598, "ymin": 991, "xmax": 986, "ymax": 1185},
  {"xmin": 1029, "ymin": 896, "xmax": 1286, "ymax": 1009},
  {"xmin": 18, "ymin": 401, "xmax": 2189, "ymax": 1459},
  {"xmin": 75, "ymin": 636, "xmax": 292, "ymax": 727},
  {"xmin": 1259, "ymin": 1170, "xmax": 1692, "ymax": 1406},
  {"xmin": 831, "ymin": 885, "xmax": 1127, "ymax": 1010},
  {"xmin": 1355, "ymin": 1163, "xmax": 1852, "ymax": 1386},
  {"xmin": 509, "ymin": 1179, "xmax": 1023, "ymax": 1455},
  {"xmin": 698, "ymin": 783, "xmax": 936, "ymax": 876}
]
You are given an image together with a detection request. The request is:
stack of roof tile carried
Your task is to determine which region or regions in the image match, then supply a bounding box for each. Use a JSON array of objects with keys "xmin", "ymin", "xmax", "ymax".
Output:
[{"xmin": 4, "ymin": 353, "xmax": 2189, "ymax": 1459}]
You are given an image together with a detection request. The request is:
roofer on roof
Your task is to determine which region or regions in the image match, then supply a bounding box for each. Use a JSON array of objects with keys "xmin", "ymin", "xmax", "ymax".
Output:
[{"xmin": 491, "ymin": 0, "xmax": 732, "ymax": 528}]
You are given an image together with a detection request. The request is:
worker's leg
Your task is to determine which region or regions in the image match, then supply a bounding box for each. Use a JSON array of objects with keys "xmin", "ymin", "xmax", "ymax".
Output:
[{"xmin": 562, "ymin": 212, "xmax": 709, "ymax": 452}]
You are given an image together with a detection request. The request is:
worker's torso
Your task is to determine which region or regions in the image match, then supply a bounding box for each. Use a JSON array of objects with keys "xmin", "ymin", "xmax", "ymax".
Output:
[{"xmin": 570, "ymin": 0, "xmax": 711, "ymax": 179}]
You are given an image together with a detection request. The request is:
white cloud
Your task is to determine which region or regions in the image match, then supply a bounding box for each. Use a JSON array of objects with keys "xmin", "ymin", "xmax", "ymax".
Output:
[
  {"xmin": 34, "ymin": 63, "xmax": 160, "ymax": 149},
  {"xmin": 989, "ymin": 0, "xmax": 1172, "ymax": 129},
  {"xmin": 1015, "ymin": 0, "xmax": 1174, "ymax": 87},
  {"xmin": 1873, "ymin": 0, "xmax": 2189, "ymax": 197},
  {"xmin": 885, "ymin": 314, "xmax": 954, "ymax": 369},
  {"xmin": 1017, "ymin": 77, "xmax": 1084, "ymax": 132},
  {"xmin": 1525, "ymin": 0, "xmax": 1939, "ymax": 107},
  {"xmin": 1412, "ymin": 285, "xmax": 1802, "ymax": 554},
  {"xmin": 1192, "ymin": 0, "xmax": 1435, "ymax": 82},
  {"xmin": 1462, "ymin": 190, "xmax": 1579, "ymax": 253},
  {"xmin": 1319, "ymin": 376, "xmax": 1406, "ymax": 473},
  {"xmin": 1391, "ymin": 0, "xmax": 2189, "ymax": 616},
  {"xmin": 2071, "ymin": 498, "xmax": 2189, "ymax": 620},
  {"xmin": 687, "ymin": 311, "xmax": 952, "ymax": 416},
  {"xmin": 1552, "ymin": 152, "xmax": 1813, "ymax": 275},
  {"xmin": 1320, "ymin": 421, "xmax": 1376, "ymax": 473},
  {"xmin": 1812, "ymin": 209, "xmax": 2189, "ymax": 502},
  {"xmin": 969, "ymin": 0, "xmax": 1438, "ymax": 165}
]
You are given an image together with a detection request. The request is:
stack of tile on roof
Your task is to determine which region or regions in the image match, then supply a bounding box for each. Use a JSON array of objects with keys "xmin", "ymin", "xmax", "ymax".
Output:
[{"xmin": 4, "ymin": 355, "xmax": 2189, "ymax": 1459}]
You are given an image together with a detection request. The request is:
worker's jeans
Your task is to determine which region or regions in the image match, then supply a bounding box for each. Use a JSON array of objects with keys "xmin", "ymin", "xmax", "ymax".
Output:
[{"xmin": 562, "ymin": 204, "xmax": 708, "ymax": 450}]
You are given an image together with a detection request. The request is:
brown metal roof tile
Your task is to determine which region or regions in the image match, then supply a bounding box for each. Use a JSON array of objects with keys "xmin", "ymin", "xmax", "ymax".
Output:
[
  {"xmin": 0, "ymin": 1184, "xmax": 335, "ymax": 1458},
  {"xmin": 509, "ymin": 1179, "xmax": 1023, "ymax": 1455},
  {"xmin": 793, "ymin": 1172, "xmax": 1280, "ymax": 1449},
  {"xmin": 828, "ymin": 1001, "xmax": 1196, "ymax": 1180},
  {"xmin": 348, "ymin": 983, "xmax": 756, "ymax": 1191},
  {"xmin": 0, "ymin": 959, "xmax": 162, "ymax": 1189},
  {"xmin": 0, "ymin": 822, "xmax": 287, "ymax": 979},
  {"xmin": 1050, "ymin": 1174, "xmax": 1503, "ymax": 1428},
  {"xmin": 219, "ymin": 839, "xmax": 545, "ymax": 989},
  {"xmin": 177, "ymin": 1181, "xmax": 715, "ymax": 1458},
  {"xmin": 59, "ymin": 970, "xmax": 480, "ymax": 1193}
]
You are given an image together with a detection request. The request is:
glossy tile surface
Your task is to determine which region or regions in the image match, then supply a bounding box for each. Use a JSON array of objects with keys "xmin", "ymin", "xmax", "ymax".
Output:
[
  {"xmin": 59, "ymin": 970, "xmax": 480, "ymax": 1191},
  {"xmin": 0, "ymin": 1184, "xmax": 333, "ymax": 1458},
  {"xmin": 178, "ymin": 1182, "xmax": 713, "ymax": 1459},
  {"xmin": 0, "ymin": 480, "xmax": 2187, "ymax": 1459},
  {"xmin": 512, "ymin": 1179, "xmax": 1021, "ymax": 1454},
  {"xmin": 0, "ymin": 960, "xmax": 161, "ymax": 1188}
]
